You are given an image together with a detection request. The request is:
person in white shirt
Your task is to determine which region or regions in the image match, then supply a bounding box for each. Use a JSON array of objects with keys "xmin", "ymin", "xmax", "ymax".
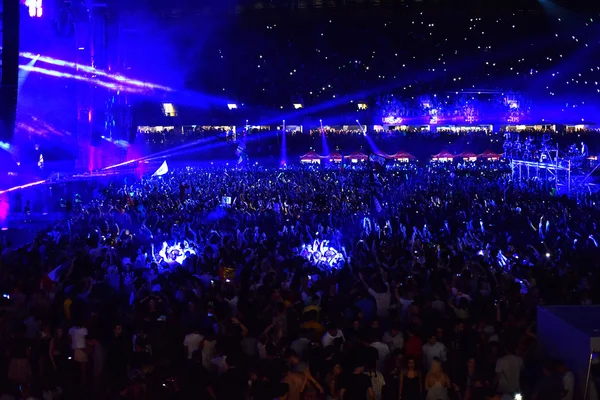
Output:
[
  {"xmin": 322, "ymin": 324, "xmax": 345, "ymax": 349},
  {"xmin": 69, "ymin": 324, "xmax": 89, "ymax": 385},
  {"xmin": 495, "ymin": 346, "xmax": 523, "ymax": 395},
  {"xmin": 382, "ymin": 323, "xmax": 404, "ymax": 353},
  {"xmin": 369, "ymin": 333, "xmax": 391, "ymax": 373},
  {"xmin": 183, "ymin": 328, "xmax": 204, "ymax": 360},
  {"xmin": 422, "ymin": 334, "xmax": 447, "ymax": 371},
  {"xmin": 556, "ymin": 360, "xmax": 574, "ymax": 400},
  {"xmin": 359, "ymin": 272, "xmax": 391, "ymax": 319}
]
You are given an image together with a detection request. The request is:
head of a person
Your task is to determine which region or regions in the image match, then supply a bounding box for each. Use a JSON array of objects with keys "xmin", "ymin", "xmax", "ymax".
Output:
[
  {"xmin": 428, "ymin": 333, "xmax": 437, "ymax": 346},
  {"xmin": 430, "ymin": 357, "xmax": 443, "ymax": 374},
  {"xmin": 327, "ymin": 323, "xmax": 338, "ymax": 336},
  {"xmin": 467, "ymin": 357, "xmax": 476, "ymax": 371},
  {"xmin": 407, "ymin": 357, "xmax": 417, "ymax": 371},
  {"xmin": 332, "ymin": 362, "xmax": 342, "ymax": 376},
  {"xmin": 284, "ymin": 349, "xmax": 300, "ymax": 366},
  {"xmin": 113, "ymin": 323, "xmax": 123, "ymax": 337},
  {"xmin": 370, "ymin": 317, "xmax": 380, "ymax": 330}
]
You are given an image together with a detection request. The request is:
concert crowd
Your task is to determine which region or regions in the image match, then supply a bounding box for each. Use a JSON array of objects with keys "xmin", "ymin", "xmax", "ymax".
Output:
[{"xmin": 0, "ymin": 158, "xmax": 595, "ymax": 400}]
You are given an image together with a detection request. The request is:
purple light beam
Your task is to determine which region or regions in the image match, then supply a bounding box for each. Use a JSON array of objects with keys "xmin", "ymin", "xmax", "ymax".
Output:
[
  {"xmin": 20, "ymin": 52, "xmax": 173, "ymax": 92},
  {"xmin": 19, "ymin": 65, "xmax": 148, "ymax": 94}
]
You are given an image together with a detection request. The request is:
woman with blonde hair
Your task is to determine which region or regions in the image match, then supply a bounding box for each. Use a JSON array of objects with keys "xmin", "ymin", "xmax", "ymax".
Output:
[{"xmin": 424, "ymin": 358, "xmax": 450, "ymax": 400}]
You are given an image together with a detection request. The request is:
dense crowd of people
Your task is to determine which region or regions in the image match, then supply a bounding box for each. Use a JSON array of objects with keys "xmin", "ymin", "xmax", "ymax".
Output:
[{"xmin": 0, "ymin": 158, "xmax": 597, "ymax": 400}]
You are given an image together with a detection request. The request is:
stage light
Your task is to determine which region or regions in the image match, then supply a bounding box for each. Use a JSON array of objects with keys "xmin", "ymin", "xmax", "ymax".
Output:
[
  {"xmin": 162, "ymin": 103, "xmax": 177, "ymax": 117},
  {"xmin": 227, "ymin": 104, "xmax": 238, "ymax": 110},
  {"xmin": 25, "ymin": 0, "xmax": 42, "ymax": 18},
  {"xmin": 293, "ymin": 103, "xmax": 303, "ymax": 109},
  {"xmin": 358, "ymin": 103, "xmax": 368, "ymax": 110}
]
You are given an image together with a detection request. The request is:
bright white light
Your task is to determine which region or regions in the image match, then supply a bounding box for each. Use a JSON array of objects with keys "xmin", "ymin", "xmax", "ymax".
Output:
[
  {"xmin": 546, "ymin": 253, "xmax": 551, "ymax": 258},
  {"xmin": 25, "ymin": 0, "xmax": 42, "ymax": 18},
  {"xmin": 162, "ymin": 103, "xmax": 177, "ymax": 116},
  {"xmin": 514, "ymin": 394, "xmax": 522, "ymax": 400},
  {"xmin": 227, "ymin": 104, "xmax": 237, "ymax": 110},
  {"xmin": 293, "ymin": 103, "xmax": 303, "ymax": 109}
]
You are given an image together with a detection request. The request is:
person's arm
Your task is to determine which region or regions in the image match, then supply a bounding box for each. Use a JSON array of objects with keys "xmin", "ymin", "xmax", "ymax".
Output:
[
  {"xmin": 49, "ymin": 338, "xmax": 57, "ymax": 370},
  {"xmin": 328, "ymin": 377, "xmax": 336, "ymax": 398},
  {"xmin": 358, "ymin": 272, "xmax": 373, "ymax": 293},
  {"xmin": 232, "ymin": 318, "xmax": 248, "ymax": 337},
  {"xmin": 339, "ymin": 388, "xmax": 346, "ymax": 399},
  {"xmin": 465, "ymin": 386, "xmax": 472, "ymax": 400},
  {"xmin": 304, "ymin": 368, "xmax": 324, "ymax": 393},
  {"xmin": 424, "ymin": 374, "xmax": 431, "ymax": 391},
  {"xmin": 367, "ymin": 386, "xmax": 375, "ymax": 400}
]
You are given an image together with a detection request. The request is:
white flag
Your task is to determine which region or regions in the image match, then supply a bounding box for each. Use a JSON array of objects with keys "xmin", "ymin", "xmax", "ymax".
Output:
[{"xmin": 152, "ymin": 161, "xmax": 169, "ymax": 177}]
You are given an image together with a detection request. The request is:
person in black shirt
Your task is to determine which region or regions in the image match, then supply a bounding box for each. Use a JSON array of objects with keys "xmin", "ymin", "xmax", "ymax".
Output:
[
  {"xmin": 182, "ymin": 350, "xmax": 215, "ymax": 400},
  {"xmin": 105, "ymin": 323, "xmax": 129, "ymax": 392},
  {"xmin": 216, "ymin": 352, "xmax": 248, "ymax": 400},
  {"xmin": 340, "ymin": 354, "xmax": 374, "ymax": 400}
]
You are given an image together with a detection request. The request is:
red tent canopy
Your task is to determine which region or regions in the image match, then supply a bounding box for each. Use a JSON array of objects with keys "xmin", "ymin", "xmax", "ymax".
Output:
[
  {"xmin": 345, "ymin": 152, "xmax": 368, "ymax": 160},
  {"xmin": 300, "ymin": 150, "xmax": 323, "ymax": 161},
  {"xmin": 325, "ymin": 152, "xmax": 343, "ymax": 161},
  {"xmin": 458, "ymin": 151, "xmax": 478, "ymax": 160},
  {"xmin": 431, "ymin": 150, "xmax": 455, "ymax": 161},
  {"xmin": 432, "ymin": 150, "xmax": 455, "ymax": 160},
  {"xmin": 391, "ymin": 151, "xmax": 416, "ymax": 160},
  {"xmin": 479, "ymin": 149, "xmax": 501, "ymax": 160}
]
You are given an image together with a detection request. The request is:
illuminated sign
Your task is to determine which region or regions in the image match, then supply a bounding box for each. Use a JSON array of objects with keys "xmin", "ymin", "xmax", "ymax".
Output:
[
  {"xmin": 382, "ymin": 116, "xmax": 403, "ymax": 124},
  {"xmin": 508, "ymin": 116, "xmax": 520, "ymax": 123}
]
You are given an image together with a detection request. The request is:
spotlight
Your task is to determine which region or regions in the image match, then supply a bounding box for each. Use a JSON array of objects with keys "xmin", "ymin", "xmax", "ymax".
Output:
[
  {"xmin": 546, "ymin": 253, "xmax": 551, "ymax": 258},
  {"xmin": 514, "ymin": 394, "xmax": 522, "ymax": 400},
  {"xmin": 227, "ymin": 104, "xmax": 238, "ymax": 110},
  {"xmin": 293, "ymin": 103, "xmax": 303, "ymax": 109},
  {"xmin": 358, "ymin": 103, "xmax": 367, "ymax": 110},
  {"xmin": 162, "ymin": 103, "xmax": 177, "ymax": 117}
]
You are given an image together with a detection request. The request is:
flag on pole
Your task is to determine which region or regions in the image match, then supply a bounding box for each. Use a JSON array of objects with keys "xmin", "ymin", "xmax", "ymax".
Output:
[
  {"xmin": 152, "ymin": 161, "xmax": 169, "ymax": 177},
  {"xmin": 41, "ymin": 263, "xmax": 68, "ymax": 290}
]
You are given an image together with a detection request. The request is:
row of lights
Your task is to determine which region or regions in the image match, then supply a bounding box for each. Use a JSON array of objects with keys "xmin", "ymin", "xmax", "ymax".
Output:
[{"xmin": 226, "ymin": 103, "xmax": 368, "ymax": 111}]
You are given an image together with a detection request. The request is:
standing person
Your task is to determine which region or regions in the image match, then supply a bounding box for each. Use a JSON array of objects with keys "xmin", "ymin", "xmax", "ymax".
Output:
[
  {"xmin": 104, "ymin": 323, "xmax": 129, "ymax": 393},
  {"xmin": 7, "ymin": 323, "xmax": 32, "ymax": 395},
  {"xmin": 183, "ymin": 326, "xmax": 204, "ymax": 361},
  {"xmin": 326, "ymin": 362, "xmax": 343, "ymax": 400},
  {"xmin": 555, "ymin": 360, "xmax": 574, "ymax": 400},
  {"xmin": 69, "ymin": 320, "xmax": 89, "ymax": 387},
  {"xmin": 494, "ymin": 345, "xmax": 523, "ymax": 397},
  {"xmin": 49, "ymin": 327, "xmax": 69, "ymax": 389},
  {"xmin": 340, "ymin": 352, "xmax": 375, "ymax": 400},
  {"xmin": 359, "ymin": 272, "xmax": 391, "ymax": 319},
  {"xmin": 364, "ymin": 351, "xmax": 386, "ymax": 400},
  {"xmin": 399, "ymin": 357, "xmax": 423, "ymax": 400},
  {"xmin": 424, "ymin": 358, "xmax": 450, "ymax": 400},
  {"xmin": 422, "ymin": 334, "xmax": 447, "ymax": 371}
]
